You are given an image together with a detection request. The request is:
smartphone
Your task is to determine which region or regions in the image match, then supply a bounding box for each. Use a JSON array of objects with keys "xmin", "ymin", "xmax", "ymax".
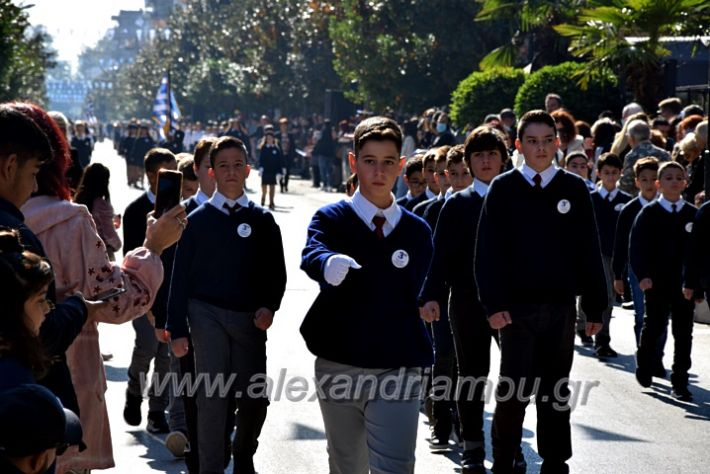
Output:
[
  {"xmin": 93, "ymin": 287, "xmax": 127, "ymax": 302},
  {"xmin": 154, "ymin": 170, "xmax": 183, "ymax": 218}
]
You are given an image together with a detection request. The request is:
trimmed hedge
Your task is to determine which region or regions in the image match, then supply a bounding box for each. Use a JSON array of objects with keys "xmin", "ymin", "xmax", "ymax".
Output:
[
  {"xmin": 514, "ymin": 62, "xmax": 622, "ymax": 123},
  {"xmin": 450, "ymin": 68, "xmax": 526, "ymax": 128}
]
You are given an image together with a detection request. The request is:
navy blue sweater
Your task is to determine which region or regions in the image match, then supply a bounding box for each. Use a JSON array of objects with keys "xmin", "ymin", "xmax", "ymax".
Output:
[
  {"xmin": 300, "ymin": 200, "xmax": 434, "ymax": 368},
  {"xmin": 419, "ymin": 187, "xmax": 485, "ymax": 315},
  {"xmin": 686, "ymin": 201, "xmax": 710, "ymax": 292},
  {"xmin": 166, "ymin": 201, "xmax": 287, "ymax": 339},
  {"xmin": 611, "ymin": 197, "xmax": 644, "ymax": 279},
  {"xmin": 630, "ymin": 201, "xmax": 697, "ymax": 294},
  {"xmin": 591, "ymin": 189, "xmax": 632, "ymax": 257},
  {"xmin": 475, "ymin": 169, "xmax": 608, "ymax": 322}
]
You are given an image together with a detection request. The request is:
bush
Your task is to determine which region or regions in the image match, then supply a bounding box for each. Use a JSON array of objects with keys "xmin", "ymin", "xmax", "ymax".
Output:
[
  {"xmin": 514, "ymin": 62, "xmax": 622, "ymax": 123},
  {"xmin": 450, "ymin": 68, "xmax": 526, "ymax": 128}
]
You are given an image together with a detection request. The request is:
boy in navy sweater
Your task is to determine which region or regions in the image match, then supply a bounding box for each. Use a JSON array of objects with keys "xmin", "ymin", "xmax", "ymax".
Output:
[
  {"xmin": 611, "ymin": 157, "xmax": 661, "ymax": 350},
  {"xmin": 301, "ymin": 116, "xmax": 433, "ymax": 474},
  {"xmin": 586, "ymin": 153, "xmax": 632, "ymax": 358},
  {"xmin": 413, "ymin": 146, "xmax": 449, "ymax": 217},
  {"xmin": 421, "ymin": 127, "xmax": 526, "ymax": 473},
  {"xmin": 630, "ymin": 161, "xmax": 699, "ymax": 401},
  {"xmin": 167, "ymin": 136, "xmax": 287, "ymax": 473},
  {"xmin": 396, "ymin": 154, "xmax": 428, "ymax": 210},
  {"xmin": 475, "ymin": 110, "xmax": 608, "ymax": 474}
]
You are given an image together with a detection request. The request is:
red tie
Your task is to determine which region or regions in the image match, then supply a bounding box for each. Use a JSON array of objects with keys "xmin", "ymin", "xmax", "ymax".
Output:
[
  {"xmin": 372, "ymin": 215, "xmax": 386, "ymax": 239},
  {"xmin": 533, "ymin": 174, "xmax": 542, "ymax": 189}
]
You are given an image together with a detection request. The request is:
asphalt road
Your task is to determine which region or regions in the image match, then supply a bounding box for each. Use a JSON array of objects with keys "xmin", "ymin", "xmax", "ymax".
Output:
[{"xmin": 88, "ymin": 141, "xmax": 710, "ymax": 473}]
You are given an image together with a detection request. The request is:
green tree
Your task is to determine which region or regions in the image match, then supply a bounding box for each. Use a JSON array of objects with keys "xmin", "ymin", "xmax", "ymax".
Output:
[
  {"xmin": 329, "ymin": 0, "xmax": 506, "ymax": 112},
  {"xmin": 554, "ymin": 0, "xmax": 710, "ymax": 111},
  {"xmin": 0, "ymin": 0, "xmax": 55, "ymax": 104},
  {"xmin": 514, "ymin": 61, "xmax": 622, "ymax": 122},
  {"xmin": 450, "ymin": 68, "xmax": 525, "ymax": 127},
  {"xmin": 475, "ymin": 0, "xmax": 580, "ymax": 71}
]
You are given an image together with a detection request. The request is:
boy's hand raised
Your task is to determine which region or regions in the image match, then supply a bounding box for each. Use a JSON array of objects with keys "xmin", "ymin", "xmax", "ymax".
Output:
[
  {"xmin": 488, "ymin": 311, "xmax": 512, "ymax": 329},
  {"xmin": 324, "ymin": 254, "xmax": 362, "ymax": 286},
  {"xmin": 254, "ymin": 308, "xmax": 274, "ymax": 331},
  {"xmin": 419, "ymin": 301, "xmax": 440, "ymax": 322},
  {"xmin": 171, "ymin": 337, "xmax": 189, "ymax": 358},
  {"xmin": 639, "ymin": 278, "xmax": 653, "ymax": 291}
]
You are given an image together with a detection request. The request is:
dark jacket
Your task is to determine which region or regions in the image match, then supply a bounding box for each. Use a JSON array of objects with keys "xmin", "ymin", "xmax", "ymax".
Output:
[{"xmin": 0, "ymin": 198, "xmax": 87, "ymax": 414}]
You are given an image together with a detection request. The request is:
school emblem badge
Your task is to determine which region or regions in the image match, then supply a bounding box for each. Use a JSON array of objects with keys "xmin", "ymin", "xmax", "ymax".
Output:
[
  {"xmin": 391, "ymin": 250, "xmax": 409, "ymax": 269},
  {"xmin": 685, "ymin": 222, "xmax": 693, "ymax": 233},
  {"xmin": 237, "ymin": 223, "xmax": 252, "ymax": 238},
  {"xmin": 557, "ymin": 199, "xmax": 571, "ymax": 214},
  {"xmin": 614, "ymin": 203, "xmax": 623, "ymax": 212}
]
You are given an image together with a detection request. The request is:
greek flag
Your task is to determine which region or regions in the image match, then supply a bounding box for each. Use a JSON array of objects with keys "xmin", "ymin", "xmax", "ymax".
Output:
[{"xmin": 152, "ymin": 74, "xmax": 181, "ymax": 139}]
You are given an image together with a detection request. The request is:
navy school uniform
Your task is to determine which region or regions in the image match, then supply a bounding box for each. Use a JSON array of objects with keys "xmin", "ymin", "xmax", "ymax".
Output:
[
  {"xmin": 589, "ymin": 187, "xmax": 632, "ymax": 347},
  {"xmin": 419, "ymin": 179, "xmax": 496, "ymax": 446},
  {"xmin": 685, "ymin": 201, "xmax": 710, "ymax": 295},
  {"xmin": 630, "ymin": 197, "xmax": 697, "ymax": 389},
  {"xmin": 166, "ymin": 193, "xmax": 286, "ymax": 471},
  {"xmin": 611, "ymin": 196, "xmax": 652, "ymax": 281},
  {"xmin": 412, "ymin": 196, "xmax": 437, "ymax": 218},
  {"xmin": 300, "ymin": 200, "xmax": 434, "ymax": 369},
  {"xmin": 474, "ymin": 165, "xmax": 608, "ymax": 468},
  {"xmin": 259, "ymin": 143, "xmax": 284, "ymax": 185}
]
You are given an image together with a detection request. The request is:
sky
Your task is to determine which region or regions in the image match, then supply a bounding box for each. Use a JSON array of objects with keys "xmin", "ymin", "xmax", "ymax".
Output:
[{"xmin": 19, "ymin": 0, "xmax": 145, "ymax": 72}]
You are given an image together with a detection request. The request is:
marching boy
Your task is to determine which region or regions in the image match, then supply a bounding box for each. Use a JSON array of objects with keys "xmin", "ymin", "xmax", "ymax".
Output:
[
  {"xmin": 301, "ymin": 117, "xmax": 434, "ymax": 473},
  {"xmin": 167, "ymin": 136, "xmax": 287, "ymax": 474},
  {"xmin": 630, "ymin": 161, "xmax": 698, "ymax": 401},
  {"xmin": 475, "ymin": 110, "xmax": 608, "ymax": 473}
]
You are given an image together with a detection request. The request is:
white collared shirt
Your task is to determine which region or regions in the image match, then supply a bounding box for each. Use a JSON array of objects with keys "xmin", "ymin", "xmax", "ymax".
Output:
[
  {"xmin": 657, "ymin": 195, "xmax": 685, "ymax": 214},
  {"xmin": 444, "ymin": 188, "xmax": 453, "ymax": 201},
  {"xmin": 349, "ymin": 189, "xmax": 402, "ymax": 237},
  {"xmin": 425, "ymin": 187, "xmax": 436, "ymax": 200},
  {"xmin": 598, "ymin": 186, "xmax": 619, "ymax": 201},
  {"xmin": 146, "ymin": 189, "xmax": 156, "ymax": 205},
  {"xmin": 473, "ymin": 178, "xmax": 489, "ymax": 198},
  {"xmin": 638, "ymin": 193, "xmax": 657, "ymax": 207},
  {"xmin": 517, "ymin": 162, "xmax": 559, "ymax": 188},
  {"xmin": 208, "ymin": 191, "xmax": 250, "ymax": 215},
  {"xmin": 194, "ymin": 189, "xmax": 211, "ymax": 206}
]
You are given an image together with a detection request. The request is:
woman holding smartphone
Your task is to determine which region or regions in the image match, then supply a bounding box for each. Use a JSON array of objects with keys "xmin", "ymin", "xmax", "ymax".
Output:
[{"xmin": 14, "ymin": 102, "xmax": 186, "ymax": 473}]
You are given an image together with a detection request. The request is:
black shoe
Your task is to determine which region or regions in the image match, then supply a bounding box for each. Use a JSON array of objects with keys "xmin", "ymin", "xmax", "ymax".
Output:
[
  {"xmin": 595, "ymin": 345, "xmax": 618, "ymax": 358},
  {"xmin": 540, "ymin": 461, "xmax": 568, "ymax": 474},
  {"xmin": 146, "ymin": 410, "xmax": 169, "ymax": 434},
  {"xmin": 428, "ymin": 432, "xmax": 450, "ymax": 451},
  {"xmin": 577, "ymin": 330, "xmax": 593, "ymax": 346},
  {"xmin": 635, "ymin": 368, "xmax": 652, "ymax": 388},
  {"xmin": 514, "ymin": 449, "xmax": 527, "ymax": 473},
  {"xmin": 123, "ymin": 391, "xmax": 142, "ymax": 426},
  {"xmin": 672, "ymin": 385, "xmax": 693, "ymax": 402},
  {"xmin": 234, "ymin": 456, "xmax": 255, "ymax": 474},
  {"xmin": 461, "ymin": 447, "xmax": 486, "ymax": 473}
]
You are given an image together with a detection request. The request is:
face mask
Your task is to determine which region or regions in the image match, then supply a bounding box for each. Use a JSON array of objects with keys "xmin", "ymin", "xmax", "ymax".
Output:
[{"xmin": 436, "ymin": 123, "xmax": 447, "ymax": 133}]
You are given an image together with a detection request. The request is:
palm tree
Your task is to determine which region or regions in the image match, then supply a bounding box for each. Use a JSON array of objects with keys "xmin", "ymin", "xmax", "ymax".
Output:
[
  {"xmin": 475, "ymin": 0, "xmax": 582, "ymax": 70},
  {"xmin": 554, "ymin": 0, "xmax": 710, "ymax": 112}
]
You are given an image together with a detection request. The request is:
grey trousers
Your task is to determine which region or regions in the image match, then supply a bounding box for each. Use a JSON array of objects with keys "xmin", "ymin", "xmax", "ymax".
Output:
[
  {"xmin": 576, "ymin": 255, "xmax": 614, "ymax": 346},
  {"xmin": 189, "ymin": 299, "xmax": 268, "ymax": 474},
  {"xmin": 127, "ymin": 314, "xmax": 170, "ymax": 412},
  {"xmin": 315, "ymin": 357, "xmax": 422, "ymax": 474},
  {"xmin": 168, "ymin": 351, "xmax": 186, "ymax": 432}
]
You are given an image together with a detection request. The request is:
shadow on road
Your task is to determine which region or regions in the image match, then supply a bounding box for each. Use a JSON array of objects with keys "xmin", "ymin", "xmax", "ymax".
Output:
[{"xmin": 127, "ymin": 430, "xmax": 186, "ymax": 473}]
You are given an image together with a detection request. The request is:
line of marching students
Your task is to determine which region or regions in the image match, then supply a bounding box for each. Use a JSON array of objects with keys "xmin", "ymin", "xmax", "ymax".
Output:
[{"xmin": 112, "ymin": 110, "xmax": 708, "ymax": 474}]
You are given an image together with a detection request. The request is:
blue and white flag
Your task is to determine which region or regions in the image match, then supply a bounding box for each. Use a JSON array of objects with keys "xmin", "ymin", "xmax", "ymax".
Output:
[{"xmin": 152, "ymin": 74, "xmax": 181, "ymax": 139}]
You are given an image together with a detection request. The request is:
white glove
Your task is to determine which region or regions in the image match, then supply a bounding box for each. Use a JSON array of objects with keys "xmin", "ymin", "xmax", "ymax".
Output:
[{"xmin": 324, "ymin": 254, "xmax": 362, "ymax": 286}]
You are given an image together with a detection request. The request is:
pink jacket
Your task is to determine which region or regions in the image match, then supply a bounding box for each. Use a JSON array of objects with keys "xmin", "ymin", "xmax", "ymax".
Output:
[
  {"xmin": 22, "ymin": 195, "xmax": 164, "ymax": 473},
  {"xmin": 91, "ymin": 197, "xmax": 122, "ymax": 252}
]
